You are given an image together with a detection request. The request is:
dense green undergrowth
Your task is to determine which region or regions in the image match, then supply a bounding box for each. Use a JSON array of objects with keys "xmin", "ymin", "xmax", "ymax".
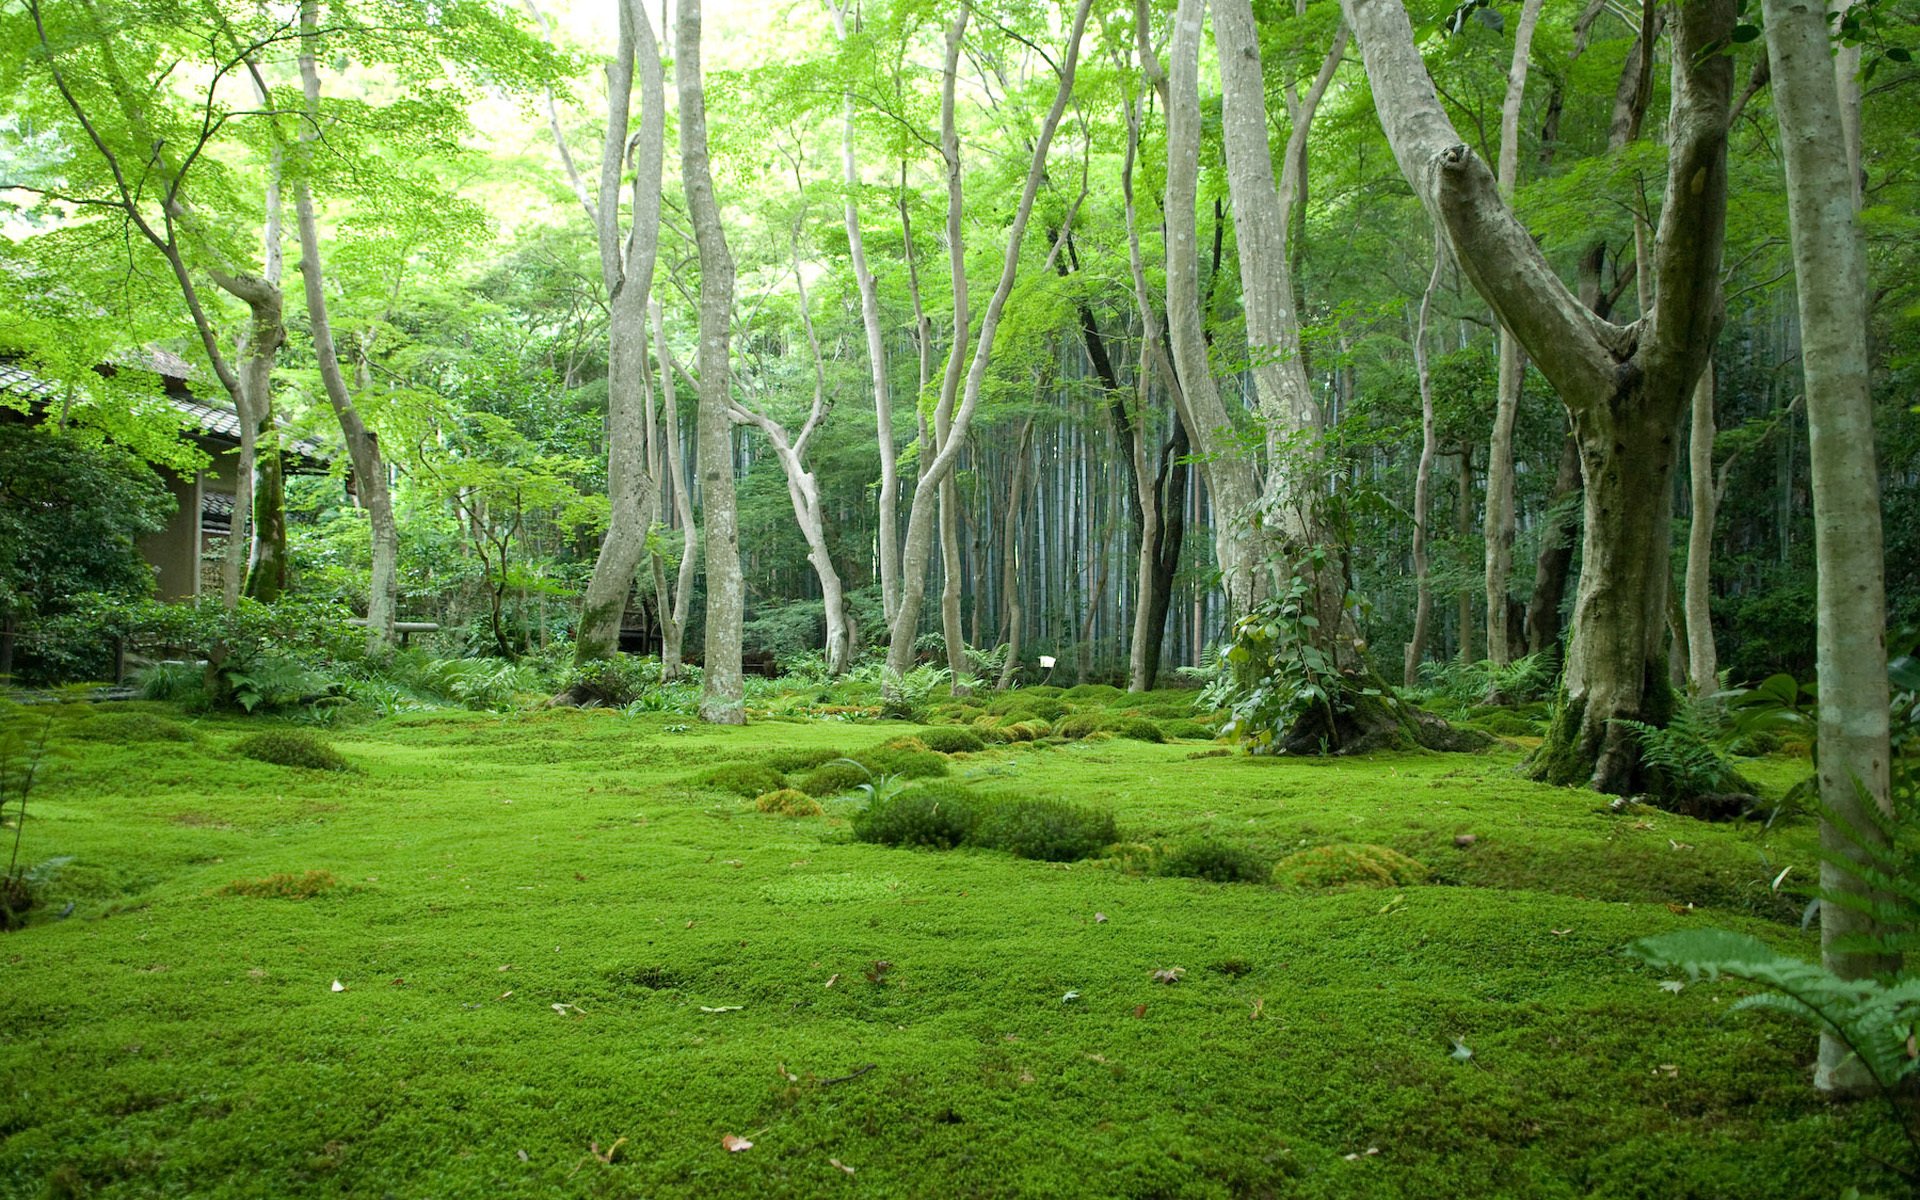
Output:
[{"xmin": 0, "ymin": 698, "xmax": 1896, "ymax": 1198}]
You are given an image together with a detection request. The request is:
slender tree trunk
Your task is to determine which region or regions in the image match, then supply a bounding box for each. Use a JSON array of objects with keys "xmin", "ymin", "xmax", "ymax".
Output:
[
  {"xmin": 677, "ymin": 0, "xmax": 743, "ymax": 723},
  {"xmin": 1455, "ymin": 444, "xmax": 1476, "ymax": 664},
  {"xmin": 939, "ymin": 475, "xmax": 970, "ymax": 690},
  {"xmin": 1345, "ymin": 0, "xmax": 1732, "ymax": 792},
  {"xmin": 652, "ymin": 301, "xmax": 697, "ymax": 678},
  {"xmin": 293, "ymin": 0, "xmax": 396, "ymax": 654},
  {"xmin": 1483, "ymin": 0, "xmax": 1545, "ymax": 667},
  {"xmin": 1405, "ymin": 235, "xmax": 1444, "ymax": 686},
  {"xmin": 1525, "ymin": 431, "xmax": 1582, "ymax": 656},
  {"xmin": 571, "ymin": 0, "xmax": 666, "ymax": 669},
  {"xmin": 997, "ymin": 417, "xmax": 1035, "ymax": 690},
  {"xmin": 1683, "ymin": 361, "xmax": 1719, "ymax": 695},
  {"xmin": 1763, "ymin": 0, "xmax": 1893, "ymax": 1094},
  {"xmin": 884, "ymin": 0, "xmax": 1091, "ymax": 683}
]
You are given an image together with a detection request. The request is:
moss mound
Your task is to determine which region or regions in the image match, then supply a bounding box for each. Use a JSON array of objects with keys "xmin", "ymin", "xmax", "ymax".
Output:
[
  {"xmin": 912, "ymin": 726, "xmax": 987, "ymax": 754},
  {"xmin": 852, "ymin": 782, "xmax": 981, "ymax": 849},
  {"xmin": 1110, "ymin": 717, "xmax": 1165, "ymax": 743},
  {"xmin": 71, "ymin": 711, "xmax": 197, "ymax": 744},
  {"xmin": 856, "ymin": 745, "xmax": 950, "ymax": 779},
  {"xmin": 1273, "ymin": 843, "xmax": 1430, "ymax": 890},
  {"xmin": 1157, "ymin": 838, "xmax": 1270, "ymax": 883},
  {"xmin": 795, "ymin": 761, "xmax": 872, "ymax": 796},
  {"xmin": 221, "ymin": 870, "xmax": 339, "ymax": 899},
  {"xmin": 1062, "ymin": 684, "xmax": 1124, "ymax": 703},
  {"xmin": 692, "ymin": 761, "xmax": 788, "ymax": 798},
  {"xmin": 1160, "ymin": 719, "xmax": 1216, "ymax": 740},
  {"xmin": 754, "ymin": 788, "xmax": 824, "ymax": 817},
  {"xmin": 761, "ymin": 747, "xmax": 846, "ymax": 773},
  {"xmin": 233, "ymin": 729, "xmax": 350, "ymax": 772},
  {"xmin": 1054, "ymin": 712, "xmax": 1106, "ymax": 740},
  {"xmin": 971, "ymin": 796, "xmax": 1117, "ymax": 862}
]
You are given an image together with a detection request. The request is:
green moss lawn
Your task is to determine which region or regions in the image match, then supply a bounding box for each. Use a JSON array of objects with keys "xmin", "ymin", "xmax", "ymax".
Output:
[{"xmin": 0, "ymin": 702, "xmax": 1901, "ymax": 1197}]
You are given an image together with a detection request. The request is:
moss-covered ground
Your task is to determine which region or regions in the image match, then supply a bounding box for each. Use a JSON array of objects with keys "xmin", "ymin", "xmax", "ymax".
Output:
[{"xmin": 0, "ymin": 700, "xmax": 1902, "ymax": 1197}]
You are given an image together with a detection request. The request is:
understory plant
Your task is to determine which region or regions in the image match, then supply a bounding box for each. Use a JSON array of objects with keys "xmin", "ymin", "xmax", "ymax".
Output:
[{"xmin": 0, "ymin": 702, "xmax": 59, "ymax": 930}]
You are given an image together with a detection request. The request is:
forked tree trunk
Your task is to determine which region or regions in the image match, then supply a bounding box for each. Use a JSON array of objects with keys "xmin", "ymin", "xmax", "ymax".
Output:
[
  {"xmin": 1481, "ymin": 0, "xmax": 1545, "ymax": 668},
  {"xmin": 570, "ymin": 0, "xmax": 666, "ymax": 668},
  {"xmin": 677, "ymin": 0, "xmax": 744, "ymax": 724},
  {"xmin": 293, "ymin": 1, "xmax": 397, "ymax": 654},
  {"xmin": 1157, "ymin": 0, "xmax": 1268, "ymax": 619},
  {"xmin": 884, "ymin": 0, "xmax": 1091, "ymax": 684},
  {"xmin": 1344, "ymin": 0, "xmax": 1732, "ymax": 793},
  {"xmin": 1762, "ymin": 0, "xmax": 1894, "ymax": 1095}
]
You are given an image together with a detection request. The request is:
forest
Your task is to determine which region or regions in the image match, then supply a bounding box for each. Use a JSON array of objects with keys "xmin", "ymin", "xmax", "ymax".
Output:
[{"xmin": 1, "ymin": 0, "xmax": 1917, "ymax": 1194}]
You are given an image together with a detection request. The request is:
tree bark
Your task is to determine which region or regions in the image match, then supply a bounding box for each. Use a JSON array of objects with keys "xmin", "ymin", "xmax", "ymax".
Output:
[
  {"xmin": 570, "ymin": 0, "xmax": 666, "ymax": 669},
  {"xmin": 652, "ymin": 300, "xmax": 697, "ymax": 678},
  {"xmin": 1524, "ymin": 431, "xmax": 1581, "ymax": 656},
  {"xmin": 1405, "ymin": 234, "xmax": 1444, "ymax": 686},
  {"xmin": 1160, "ymin": 0, "xmax": 1269, "ymax": 620},
  {"xmin": 1683, "ymin": 361, "xmax": 1718, "ymax": 695},
  {"xmin": 293, "ymin": 0, "xmax": 397, "ymax": 655},
  {"xmin": 1482, "ymin": 0, "xmax": 1545, "ymax": 668},
  {"xmin": 996, "ymin": 417, "xmax": 1035, "ymax": 691},
  {"xmin": 1762, "ymin": 0, "xmax": 1893, "ymax": 1095},
  {"xmin": 1343, "ymin": 0, "xmax": 1732, "ymax": 793},
  {"xmin": 677, "ymin": 0, "xmax": 744, "ymax": 724}
]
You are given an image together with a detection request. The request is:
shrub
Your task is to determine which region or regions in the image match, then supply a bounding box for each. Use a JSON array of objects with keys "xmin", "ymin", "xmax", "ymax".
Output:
[
  {"xmin": 1110, "ymin": 718, "xmax": 1165, "ymax": 743},
  {"xmin": 762, "ymin": 747, "xmax": 846, "ymax": 773},
  {"xmin": 1160, "ymin": 719, "xmax": 1216, "ymax": 741},
  {"xmin": 853, "ymin": 783, "xmax": 980, "ymax": 849},
  {"xmin": 222, "ymin": 870, "xmax": 339, "ymax": 899},
  {"xmin": 1157, "ymin": 838, "xmax": 1269, "ymax": 884},
  {"xmin": 692, "ymin": 762, "xmax": 788, "ymax": 798},
  {"xmin": 1054, "ymin": 712, "xmax": 1107, "ymax": 740},
  {"xmin": 754, "ymin": 788, "xmax": 823, "ymax": 817},
  {"xmin": 796, "ymin": 761, "xmax": 873, "ymax": 797},
  {"xmin": 234, "ymin": 729, "xmax": 350, "ymax": 772},
  {"xmin": 905, "ymin": 727, "xmax": 986, "ymax": 754},
  {"xmin": 972, "ymin": 797, "xmax": 1117, "ymax": 862},
  {"xmin": 1272, "ymin": 843, "xmax": 1429, "ymax": 890},
  {"xmin": 856, "ymin": 746, "xmax": 950, "ymax": 780},
  {"xmin": 133, "ymin": 660, "xmax": 203, "ymax": 703},
  {"xmin": 563, "ymin": 655, "xmax": 658, "ymax": 707}
]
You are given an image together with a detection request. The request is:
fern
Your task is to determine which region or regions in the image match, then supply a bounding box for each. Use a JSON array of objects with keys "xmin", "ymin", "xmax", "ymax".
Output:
[{"xmin": 1616, "ymin": 705, "xmax": 1741, "ymax": 800}]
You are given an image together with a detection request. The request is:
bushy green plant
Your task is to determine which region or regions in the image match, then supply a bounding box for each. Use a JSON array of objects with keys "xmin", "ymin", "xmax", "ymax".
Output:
[
  {"xmin": 404, "ymin": 655, "xmax": 540, "ymax": 712},
  {"xmin": 855, "ymin": 746, "xmax": 950, "ymax": 780},
  {"xmin": 133, "ymin": 660, "xmax": 203, "ymax": 703},
  {"xmin": 1272, "ymin": 843, "xmax": 1429, "ymax": 889},
  {"xmin": 1616, "ymin": 703, "xmax": 1746, "ymax": 804},
  {"xmin": 796, "ymin": 760, "xmax": 873, "ymax": 797},
  {"xmin": 1, "ymin": 703, "xmax": 60, "ymax": 930},
  {"xmin": 852, "ymin": 782, "xmax": 980, "ymax": 849},
  {"xmin": 1198, "ymin": 556, "xmax": 1369, "ymax": 752},
  {"xmin": 971, "ymin": 797, "xmax": 1117, "ymax": 862},
  {"xmin": 233, "ymin": 729, "xmax": 350, "ymax": 772},
  {"xmin": 562, "ymin": 654, "xmax": 659, "ymax": 707},
  {"xmin": 691, "ymin": 762, "xmax": 788, "ymax": 798},
  {"xmin": 1157, "ymin": 838, "xmax": 1270, "ymax": 884}
]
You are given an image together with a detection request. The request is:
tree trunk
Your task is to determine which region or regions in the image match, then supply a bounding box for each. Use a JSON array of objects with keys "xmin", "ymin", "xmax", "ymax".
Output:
[
  {"xmin": 677, "ymin": 0, "xmax": 743, "ymax": 724},
  {"xmin": 1405, "ymin": 236, "xmax": 1444, "ymax": 686},
  {"xmin": 293, "ymin": 0, "xmax": 396, "ymax": 655},
  {"xmin": 652, "ymin": 301, "xmax": 697, "ymax": 678},
  {"xmin": 571, "ymin": 0, "xmax": 665, "ymax": 669},
  {"xmin": 1525, "ymin": 431, "xmax": 1582, "ymax": 656},
  {"xmin": 1762, "ymin": 0, "xmax": 1894, "ymax": 1095},
  {"xmin": 1159, "ymin": 0, "xmax": 1268, "ymax": 619},
  {"xmin": 939, "ymin": 475, "xmax": 970, "ymax": 691},
  {"xmin": 1683, "ymin": 361, "xmax": 1719, "ymax": 695},
  {"xmin": 1482, "ymin": 0, "xmax": 1545, "ymax": 668},
  {"xmin": 884, "ymin": 0, "xmax": 1091, "ymax": 684},
  {"xmin": 1455, "ymin": 445, "xmax": 1475, "ymax": 664},
  {"xmin": 1344, "ymin": 0, "xmax": 1732, "ymax": 793},
  {"xmin": 997, "ymin": 417, "xmax": 1035, "ymax": 691},
  {"xmin": 829, "ymin": 4, "xmax": 900, "ymax": 629}
]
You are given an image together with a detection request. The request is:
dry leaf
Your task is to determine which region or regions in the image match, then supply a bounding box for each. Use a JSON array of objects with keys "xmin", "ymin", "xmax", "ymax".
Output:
[
  {"xmin": 700, "ymin": 1004, "xmax": 744, "ymax": 1013},
  {"xmin": 499, "ymin": 964, "xmax": 513, "ymax": 972},
  {"xmin": 777, "ymin": 1062, "xmax": 798, "ymax": 1082},
  {"xmin": 1452, "ymin": 834, "xmax": 1477, "ymax": 848},
  {"xmin": 1342, "ymin": 1147, "xmax": 1381, "ymax": 1161},
  {"xmin": 1062, "ymin": 990, "xmax": 1081, "ymax": 1003},
  {"xmin": 722, "ymin": 1134, "xmax": 753, "ymax": 1153},
  {"xmin": 1150, "ymin": 967, "xmax": 1185, "ymax": 985},
  {"xmin": 330, "ymin": 979, "xmax": 345, "ymax": 992},
  {"xmin": 1550, "ymin": 928, "xmax": 1572, "ymax": 937},
  {"xmin": 1668, "ymin": 839, "xmax": 1694, "ymax": 852},
  {"xmin": 824, "ymin": 973, "xmax": 840, "ymax": 989},
  {"xmin": 590, "ymin": 1137, "xmax": 626, "ymax": 1164},
  {"xmin": 1094, "ymin": 912, "xmax": 1108, "ymax": 924},
  {"xmin": 516, "ymin": 1149, "xmax": 529, "ymax": 1163},
  {"xmin": 829, "ymin": 1158, "xmax": 855, "ymax": 1175},
  {"xmin": 1249, "ymin": 997, "xmax": 1264, "ymax": 1020},
  {"xmin": 552, "ymin": 1002, "xmax": 585, "ymax": 1015},
  {"xmin": 499, "ymin": 990, "xmax": 513, "ymax": 1000}
]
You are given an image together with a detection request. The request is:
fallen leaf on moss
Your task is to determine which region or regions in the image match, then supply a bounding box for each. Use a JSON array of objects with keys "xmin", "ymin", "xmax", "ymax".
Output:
[{"xmin": 722, "ymin": 1134, "xmax": 753, "ymax": 1153}]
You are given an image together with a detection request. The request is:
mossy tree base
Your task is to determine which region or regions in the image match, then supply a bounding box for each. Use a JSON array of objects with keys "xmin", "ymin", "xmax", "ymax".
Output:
[{"xmin": 1275, "ymin": 676, "xmax": 1494, "ymax": 756}]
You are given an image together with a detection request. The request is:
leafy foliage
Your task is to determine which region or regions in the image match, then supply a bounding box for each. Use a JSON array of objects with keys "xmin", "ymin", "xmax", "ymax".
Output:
[{"xmin": 970, "ymin": 796, "xmax": 1117, "ymax": 862}]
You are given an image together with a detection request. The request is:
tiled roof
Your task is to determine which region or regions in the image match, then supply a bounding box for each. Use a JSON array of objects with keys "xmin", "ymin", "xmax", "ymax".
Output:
[{"xmin": 0, "ymin": 359, "xmax": 331, "ymax": 462}]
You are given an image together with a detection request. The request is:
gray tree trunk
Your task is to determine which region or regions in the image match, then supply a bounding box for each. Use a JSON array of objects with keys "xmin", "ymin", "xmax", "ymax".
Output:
[
  {"xmin": 1683, "ymin": 362, "xmax": 1719, "ymax": 695},
  {"xmin": 570, "ymin": 0, "xmax": 666, "ymax": 669},
  {"xmin": 1404, "ymin": 235, "xmax": 1445, "ymax": 686},
  {"xmin": 293, "ymin": 1, "xmax": 396, "ymax": 654},
  {"xmin": 677, "ymin": 0, "xmax": 744, "ymax": 724},
  {"xmin": 1762, "ymin": 0, "xmax": 1893, "ymax": 1095},
  {"xmin": 652, "ymin": 301, "xmax": 697, "ymax": 678},
  {"xmin": 1344, "ymin": 0, "xmax": 1733, "ymax": 793}
]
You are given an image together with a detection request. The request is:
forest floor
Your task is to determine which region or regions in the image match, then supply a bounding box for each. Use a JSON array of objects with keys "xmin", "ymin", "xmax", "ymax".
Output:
[{"xmin": 0, "ymin": 698, "xmax": 1904, "ymax": 1198}]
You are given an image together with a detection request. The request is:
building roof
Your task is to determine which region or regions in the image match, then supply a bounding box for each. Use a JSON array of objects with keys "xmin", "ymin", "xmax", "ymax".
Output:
[{"xmin": 0, "ymin": 358, "xmax": 332, "ymax": 463}]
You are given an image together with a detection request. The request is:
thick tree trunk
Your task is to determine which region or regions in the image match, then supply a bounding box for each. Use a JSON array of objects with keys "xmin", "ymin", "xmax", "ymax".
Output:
[
  {"xmin": 1344, "ymin": 0, "xmax": 1732, "ymax": 793},
  {"xmin": 1763, "ymin": 0, "xmax": 1894, "ymax": 1095},
  {"xmin": 1160, "ymin": 0, "xmax": 1268, "ymax": 618},
  {"xmin": 1482, "ymin": 0, "xmax": 1545, "ymax": 667},
  {"xmin": 293, "ymin": 1, "xmax": 396, "ymax": 654},
  {"xmin": 1683, "ymin": 362, "xmax": 1719, "ymax": 695},
  {"xmin": 938, "ymin": 476, "xmax": 970, "ymax": 691},
  {"xmin": 572, "ymin": 0, "xmax": 665, "ymax": 668},
  {"xmin": 677, "ymin": 0, "xmax": 743, "ymax": 724},
  {"xmin": 244, "ymin": 153, "xmax": 288, "ymax": 605}
]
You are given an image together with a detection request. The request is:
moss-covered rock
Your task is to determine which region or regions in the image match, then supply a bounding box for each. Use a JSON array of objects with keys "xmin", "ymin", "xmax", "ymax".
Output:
[{"xmin": 1272, "ymin": 843, "xmax": 1429, "ymax": 890}]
